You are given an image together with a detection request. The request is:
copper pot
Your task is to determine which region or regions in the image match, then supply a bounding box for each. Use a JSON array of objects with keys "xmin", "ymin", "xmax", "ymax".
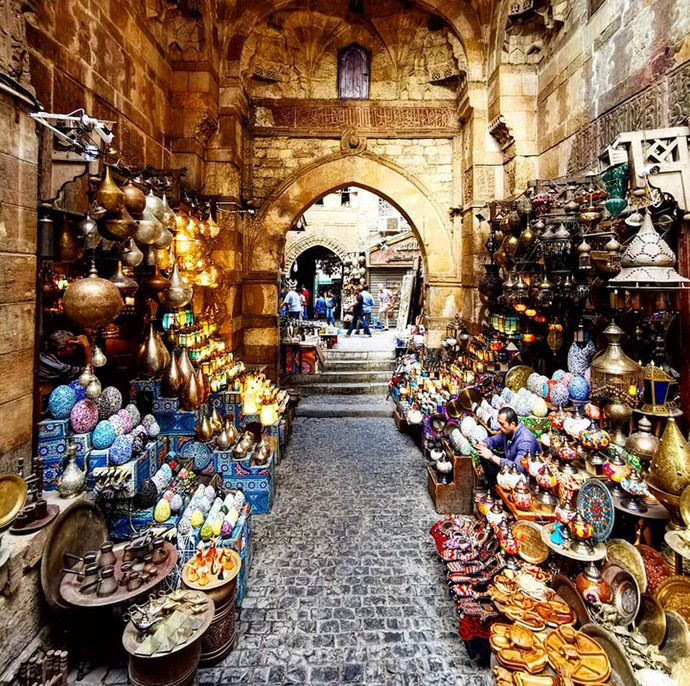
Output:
[
  {"xmin": 63, "ymin": 265, "xmax": 123, "ymax": 331},
  {"xmin": 137, "ymin": 323, "xmax": 168, "ymax": 379},
  {"xmin": 180, "ymin": 370, "xmax": 202, "ymax": 410},
  {"xmin": 160, "ymin": 352, "xmax": 185, "ymax": 398},
  {"xmin": 95, "ymin": 166, "xmax": 125, "ymax": 212},
  {"xmin": 122, "ymin": 181, "xmax": 146, "ymax": 217},
  {"xmin": 109, "ymin": 260, "xmax": 139, "ymax": 299},
  {"xmin": 101, "ymin": 206, "xmax": 137, "ymax": 242}
]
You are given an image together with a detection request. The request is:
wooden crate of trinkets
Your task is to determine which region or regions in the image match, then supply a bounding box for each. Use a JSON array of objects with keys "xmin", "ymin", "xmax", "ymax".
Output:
[{"xmin": 427, "ymin": 454, "xmax": 474, "ymax": 515}]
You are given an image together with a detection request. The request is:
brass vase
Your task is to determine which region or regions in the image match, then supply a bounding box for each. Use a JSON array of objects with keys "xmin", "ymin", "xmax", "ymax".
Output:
[
  {"xmin": 137, "ymin": 323, "xmax": 167, "ymax": 379},
  {"xmin": 122, "ymin": 180, "xmax": 146, "ymax": 217},
  {"xmin": 180, "ymin": 371, "xmax": 202, "ymax": 411},
  {"xmin": 145, "ymin": 190, "xmax": 166, "ymax": 222},
  {"xmin": 143, "ymin": 267, "xmax": 171, "ymax": 293},
  {"xmin": 102, "ymin": 206, "xmax": 136, "ymax": 242},
  {"xmin": 178, "ymin": 349, "xmax": 194, "ymax": 385},
  {"xmin": 95, "ymin": 166, "xmax": 125, "ymax": 212},
  {"xmin": 648, "ymin": 417, "xmax": 690, "ymax": 496},
  {"xmin": 120, "ymin": 238, "xmax": 144, "ymax": 267},
  {"xmin": 134, "ymin": 206, "xmax": 163, "ymax": 245},
  {"xmin": 57, "ymin": 444, "xmax": 86, "ymax": 498},
  {"xmin": 158, "ymin": 265, "xmax": 193, "ymax": 309},
  {"xmin": 223, "ymin": 416, "xmax": 237, "ymax": 444},
  {"xmin": 109, "ymin": 260, "xmax": 139, "ymax": 299},
  {"xmin": 209, "ymin": 407, "xmax": 223, "ymax": 434},
  {"xmin": 195, "ymin": 414, "xmax": 214, "ymax": 442},
  {"xmin": 160, "ymin": 352, "xmax": 185, "ymax": 397},
  {"xmin": 215, "ymin": 426, "xmax": 231, "ymax": 450},
  {"xmin": 195, "ymin": 367, "xmax": 208, "ymax": 402},
  {"xmin": 63, "ymin": 265, "xmax": 123, "ymax": 331},
  {"xmin": 604, "ymin": 397, "xmax": 633, "ymax": 447}
]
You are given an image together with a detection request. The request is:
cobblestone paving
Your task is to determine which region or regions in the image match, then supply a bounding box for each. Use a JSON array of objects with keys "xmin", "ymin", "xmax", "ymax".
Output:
[
  {"xmin": 211, "ymin": 416, "xmax": 492, "ymax": 685},
  {"xmin": 72, "ymin": 415, "xmax": 491, "ymax": 685}
]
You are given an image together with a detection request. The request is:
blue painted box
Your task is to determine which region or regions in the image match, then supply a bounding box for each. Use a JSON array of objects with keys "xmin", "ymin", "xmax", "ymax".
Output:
[
  {"xmin": 222, "ymin": 476, "xmax": 274, "ymax": 514},
  {"xmin": 155, "ymin": 407, "xmax": 203, "ymax": 435},
  {"xmin": 87, "ymin": 449, "xmax": 109, "ymax": 470},
  {"xmin": 38, "ymin": 418, "xmax": 69, "ymax": 440},
  {"xmin": 153, "ymin": 397, "xmax": 180, "ymax": 413},
  {"xmin": 41, "ymin": 457, "xmax": 61, "ymax": 490},
  {"xmin": 104, "ymin": 506, "xmax": 155, "ymax": 540},
  {"xmin": 38, "ymin": 437, "xmax": 67, "ymax": 460},
  {"xmin": 72, "ymin": 432, "xmax": 92, "ymax": 462}
]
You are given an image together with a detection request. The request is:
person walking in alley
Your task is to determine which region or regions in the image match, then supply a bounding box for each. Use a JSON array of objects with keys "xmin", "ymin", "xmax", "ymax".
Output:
[
  {"xmin": 325, "ymin": 290, "xmax": 336, "ymax": 326},
  {"xmin": 346, "ymin": 287, "xmax": 372, "ymax": 337},
  {"xmin": 282, "ymin": 282, "xmax": 303, "ymax": 320},
  {"xmin": 377, "ymin": 284, "xmax": 394, "ymax": 330}
]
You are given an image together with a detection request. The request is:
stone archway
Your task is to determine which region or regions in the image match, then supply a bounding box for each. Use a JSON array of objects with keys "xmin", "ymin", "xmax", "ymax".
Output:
[
  {"xmin": 242, "ymin": 153, "xmax": 463, "ymax": 377},
  {"xmin": 284, "ymin": 234, "xmax": 351, "ymax": 270}
]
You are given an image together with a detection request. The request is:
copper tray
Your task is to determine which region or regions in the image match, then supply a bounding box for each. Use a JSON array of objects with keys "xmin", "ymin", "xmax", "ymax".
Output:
[
  {"xmin": 580, "ymin": 623, "xmax": 637, "ymax": 686},
  {"xmin": 513, "ymin": 521, "xmax": 549, "ymax": 565},
  {"xmin": 0, "ymin": 473, "xmax": 27, "ymax": 528},
  {"xmin": 40, "ymin": 499, "xmax": 107, "ymax": 612},
  {"xmin": 655, "ymin": 575, "xmax": 690, "ymax": 625},
  {"xmin": 635, "ymin": 593, "xmax": 667, "ymax": 646},
  {"xmin": 606, "ymin": 539, "xmax": 647, "ymax": 593},
  {"xmin": 636, "ymin": 543, "xmax": 672, "ymax": 594}
]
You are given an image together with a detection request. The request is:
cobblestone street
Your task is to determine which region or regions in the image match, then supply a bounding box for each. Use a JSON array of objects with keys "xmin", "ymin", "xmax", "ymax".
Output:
[{"xmin": 210, "ymin": 414, "xmax": 492, "ymax": 685}]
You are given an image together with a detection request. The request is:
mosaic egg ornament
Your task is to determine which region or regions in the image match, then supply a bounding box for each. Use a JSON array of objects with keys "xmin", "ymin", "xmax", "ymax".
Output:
[
  {"xmin": 92, "ymin": 420, "xmax": 116, "ymax": 449},
  {"xmin": 108, "ymin": 414, "xmax": 125, "ymax": 436},
  {"xmin": 154, "ymin": 498, "xmax": 171, "ymax": 523},
  {"xmin": 501, "ymin": 387, "xmax": 514, "ymax": 402},
  {"xmin": 460, "ymin": 416, "xmax": 477, "ymax": 438},
  {"xmin": 170, "ymin": 493, "xmax": 184, "ymax": 513},
  {"xmin": 147, "ymin": 421, "xmax": 161, "ymax": 439},
  {"xmin": 527, "ymin": 373, "xmax": 542, "ymax": 394},
  {"xmin": 469, "ymin": 425, "xmax": 489, "ymax": 442},
  {"xmin": 549, "ymin": 382, "xmax": 570, "ymax": 407},
  {"xmin": 560, "ymin": 372, "xmax": 574, "ymax": 389},
  {"xmin": 491, "ymin": 394, "xmax": 502, "ymax": 410},
  {"xmin": 133, "ymin": 479, "xmax": 158, "ymax": 509},
  {"xmin": 70, "ymin": 399, "xmax": 99, "ymax": 433},
  {"xmin": 109, "ymin": 434, "xmax": 134, "ymax": 465},
  {"xmin": 567, "ymin": 342, "xmax": 590, "ymax": 375},
  {"xmin": 234, "ymin": 491, "xmax": 246, "ymax": 509},
  {"xmin": 124, "ymin": 403, "xmax": 141, "ymax": 427},
  {"xmin": 220, "ymin": 520, "xmax": 233, "ymax": 537},
  {"xmin": 531, "ymin": 397, "xmax": 549, "ymax": 417},
  {"xmin": 569, "ymin": 375, "xmax": 590, "ymax": 401},
  {"xmin": 552, "ymin": 369, "xmax": 566, "ymax": 383},
  {"xmin": 177, "ymin": 517, "xmax": 191, "ymax": 535},
  {"xmin": 96, "ymin": 386, "xmax": 122, "ymax": 420},
  {"xmin": 141, "ymin": 414, "xmax": 156, "ymax": 430},
  {"xmin": 69, "ymin": 379, "xmax": 87, "ymax": 401},
  {"xmin": 49, "ymin": 385, "xmax": 77, "ymax": 419},
  {"xmin": 116, "ymin": 409, "xmax": 133, "ymax": 434}
]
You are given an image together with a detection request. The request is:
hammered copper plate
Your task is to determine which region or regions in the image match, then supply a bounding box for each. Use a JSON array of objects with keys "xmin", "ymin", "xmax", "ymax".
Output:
[
  {"xmin": 636, "ymin": 594, "xmax": 667, "ymax": 646},
  {"xmin": 637, "ymin": 543, "xmax": 672, "ymax": 594},
  {"xmin": 513, "ymin": 521, "xmax": 549, "ymax": 565},
  {"xmin": 506, "ymin": 365, "xmax": 535, "ymax": 392},
  {"xmin": 580, "ymin": 623, "xmax": 637, "ymax": 686},
  {"xmin": 40, "ymin": 499, "xmax": 107, "ymax": 612},
  {"xmin": 0, "ymin": 473, "xmax": 27, "ymax": 528},
  {"xmin": 606, "ymin": 538, "xmax": 647, "ymax": 593},
  {"xmin": 655, "ymin": 575, "xmax": 690, "ymax": 625}
]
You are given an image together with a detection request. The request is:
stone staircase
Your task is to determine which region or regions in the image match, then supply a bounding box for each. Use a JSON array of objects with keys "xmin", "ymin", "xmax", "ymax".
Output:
[{"xmin": 290, "ymin": 347, "xmax": 397, "ymax": 417}]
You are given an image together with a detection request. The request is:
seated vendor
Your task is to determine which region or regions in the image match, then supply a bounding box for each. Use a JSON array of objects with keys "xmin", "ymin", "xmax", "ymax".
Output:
[
  {"xmin": 39, "ymin": 330, "xmax": 91, "ymax": 386},
  {"xmin": 476, "ymin": 406, "xmax": 540, "ymax": 489}
]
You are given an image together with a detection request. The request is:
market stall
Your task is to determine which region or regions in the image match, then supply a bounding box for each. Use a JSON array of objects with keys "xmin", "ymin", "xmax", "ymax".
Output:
[{"xmin": 390, "ymin": 166, "xmax": 690, "ymax": 685}]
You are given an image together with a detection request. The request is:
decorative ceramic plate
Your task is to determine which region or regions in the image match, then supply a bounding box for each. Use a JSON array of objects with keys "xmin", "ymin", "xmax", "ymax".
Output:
[
  {"xmin": 577, "ymin": 479, "xmax": 615, "ymax": 542},
  {"xmin": 180, "ymin": 440, "xmax": 212, "ymax": 471},
  {"xmin": 637, "ymin": 544, "xmax": 673, "ymax": 595},
  {"xmin": 0, "ymin": 473, "xmax": 27, "ymax": 528},
  {"xmin": 606, "ymin": 539, "xmax": 647, "ymax": 594},
  {"xmin": 655, "ymin": 575, "xmax": 690, "ymax": 625},
  {"xmin": 505, "ymin": 365, "xmax": 536, "ymax": 392}
]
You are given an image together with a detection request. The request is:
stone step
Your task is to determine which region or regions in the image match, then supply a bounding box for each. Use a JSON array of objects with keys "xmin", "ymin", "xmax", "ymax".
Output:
[
  {"xmin": 298, "ymin": 381, "xmax": 390, "ymax": 396},
  {"xmin": 291, "ymin": 370, "xmax": 391, "ymax": 384},
  {"xmin": 324, "ymin": 359, "xmax": 396, "ymax": 372},
  {"xmin": 297, "ymin": 401, "xmax": 395, "ymax": 418},
  {"xmin": 324, "ymin": 350, "xmax": 396, "ymax": 361}
]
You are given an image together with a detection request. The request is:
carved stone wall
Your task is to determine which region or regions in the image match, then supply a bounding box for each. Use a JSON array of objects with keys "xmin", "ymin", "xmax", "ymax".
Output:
[{"xmin": 536, "ymin": 0, "xmax": 690, "ymax": 177}]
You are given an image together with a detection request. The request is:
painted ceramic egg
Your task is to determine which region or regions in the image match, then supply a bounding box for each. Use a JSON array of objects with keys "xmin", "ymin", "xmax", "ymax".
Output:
[
  {"xmin": 531, "ymin": 397, "xmax": 548, "ymax": 417},
  {"xmin": 527, "ymin": 373, "xmax": 542, "ymax": 394},
  {"xmin": 108, "ymin": 414, "xmax": 125, "ymax": 436},
  {"xmin": 49, "ymin": 385, "xmax": 77, "ymax": 419},
  {"xmin": 200, "ymin": 523, "xmax": 213, "ymax": 541},
  {"xmin": 491, "ymin": 394, "xmax": 502, "ymax": 410},
  {"xmin": 69, "ymin": 379, "xmax": 87, "ymax": 401},
  {"xmin": 177, "ymin": 517, "xmax": 191, "ymax": 535},
  {"xmin": 560, "ymin": 372, "xmax": 574, "ymax": 389},
  {"xmin": 552, "ymin": 369, "xmax": 566, "ymax": 383},
  {"xmin": 96, "ymin": 386, "xmax": 122, "ymax": 420},
  {"xmin": 109, "ymin": 434, "xmax": 134, "ymax": 465},
  {"xmin": 569, "ymin": 375, "xmax": 590, "ymax": 401},
  {"xmin": 92, "ymin": 420, "xmax": 116, "ymax": 449},
  {"xmin": 190, "ymin": 509, "xmax": 204, "ymax": 528},
  {"xmin": 470, "ymin": 425, "xmax": 489, "ymax": 442},
  {"xmin": 123, "ymin": 403, "xmax": 141, "ymax": 427},
  {"xmin": 70, "ymin": 399, "xmax": 99, "ymax": 433},
  {"xmin": 133, "ymin": 479, "xmax": 158, "ymax": 509},
  {"xmin": 550, "ymin": 383, "xmax": 570, "ymax": 407},
  {"xmin": 501, "ymin": 387, "xmax": 514, "ymax": 401},
  {"xmin": 211, "ymin": 518, "xmax": 222, "ymax": 536},
  {"xmin": 162, "ymin": 489, "xmax": 174, "ymax": 502},
  {"xmin": 116, "ymin": 409, "xmax": 133, "ymax": 434},
  {"xmin": 161, "ymin": 464, "xmax": 173, "ymax": 481},
  {"xmin": 220, "ymin": 520, "xmax": 233, "ymax": 537},
  {"xmin": 154, "ymin": 498, "xmax": 171, "ymax": 523},
  {"xmin": 141, "ymin": 414, "xmax": 156, "ymax": 429},
  {"xmin": 460, "ymin": 416, "xmax": 477, "ymax": 437},
  {"xmin": 567, "ymin": 342, "xmax": 589, "ymax": 375},
  {"xmin": 131, "ymin": 424, "xmax": 147, "ymax": 440},
  {"xmin": 234, "ymin": 491, "xmax": 246, "ymax": 508},
  {"xmin": 170, "ymin": 493, "xmax": 184, "ymax": 513},
  {"xmin": 147, "ymin": 421, "xmax": 160, "ymax": 439},
  {"xmin": 514, "ymin": 397, "xmax": 532, "ymax": 417}
]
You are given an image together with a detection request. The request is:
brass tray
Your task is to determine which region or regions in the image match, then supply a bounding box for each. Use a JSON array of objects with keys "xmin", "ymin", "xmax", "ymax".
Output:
[
  {"xmin": 655, "ymin": 575, "xmax": 690, "ymax": 625},
  {"xmin": 635, "ymin": 593, "xmax": 667, "ymax": 646},
  {"xmin": 40, "ymin": 499, "xmax": 107, "ymax": 612},
  {"xmin": 446, "ymin": 399, "xmax": 464, "ymax": 420},
  {"xmin": 512, "ymin": 521, "xmax": 549, "ymax": 565},
  {"xmin": 600, "ymin": 561, "xmax": 640, "ymax": 625},
  {"xmin": 551, "ymin": 574, "xmax": 591, "ymax": 627},
  {"xmin": 605, "ymin": 538, "xmax": 647, "ymax": 593},
  {"xmin": 458, "ymin": 387, "xmax": 482, "ymax": 412},
  {"xmin": 506, "ymin": 365, "xmax": 535, "ymax": 392},
  {"xmin": 680, "ymin": 484, "xmax": 690, "ymax": 528},
  {"xmin": 181, "ymin": 549, "xmax": 241, "ymax": 591},
  {"xmin": 580, "ymin": 623, "xmax": 637, "ymax": 686},
  {"xmin": 664, "ymin": 529, "xmax": 690, "ymax": 561},
  {"xmin": 0, "ymin": 473, "xmax": 27, "ymax": 528},
  {"xmin": 660, "ymin": 610, "xmax": 690, "ymax": 664}
]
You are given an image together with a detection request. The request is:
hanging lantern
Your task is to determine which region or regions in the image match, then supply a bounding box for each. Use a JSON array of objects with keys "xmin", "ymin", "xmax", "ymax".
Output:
[
  {"xmin": 578, "ymin": 238, "xmax": 592, "ymax": 271},
  {"xmin": 536, "ymin": 274, "xmax": 554, "ymax": 309},
  {"xmin": 95, "ymin": 166, "xmax": 125, "ymax": 212},
  {"xmin": 574, "ymin": 319, "xmax": 589, "ymax": 348},
  {"xmin": 477, "ymin": 263, "xmax": 503, "ymax": 305},
  {"xmin": 605, "ymin": 235, "xmax": 622, "ymax": 272},
  {"xmin": 547, "ymin": 321, "xmax": 564, "ymax": 353}
]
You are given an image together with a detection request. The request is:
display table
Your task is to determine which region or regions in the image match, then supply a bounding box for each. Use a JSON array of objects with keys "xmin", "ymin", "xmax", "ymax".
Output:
[
  {"xmin": 495, "ymin": 485, "xmax": 557, "ymax": 524},
  {"xmin": 282, "ymin": 340, "xmax": 323, "ymax": 375},
  {"xmin": 319, "ymin": 332, "xmax": 338, "ymax": 349}
]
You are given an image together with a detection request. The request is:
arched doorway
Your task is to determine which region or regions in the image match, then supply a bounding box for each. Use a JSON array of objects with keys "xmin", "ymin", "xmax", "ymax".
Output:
[
  {"xmin": 287, "ymin": 245, "xmax": 343, "ymax": 320},
  {"xmin": 242, "ymin": 153, "xmax": 462, "ymax": 378}
]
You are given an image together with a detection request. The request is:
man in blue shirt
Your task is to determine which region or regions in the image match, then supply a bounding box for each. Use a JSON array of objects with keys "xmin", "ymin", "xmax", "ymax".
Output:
[
  {"xmin": 476, "ymin": 406, "xmax": 540, "ymax": 488},
  {"xmin": 355, "ymin": 285, "xmax": 375, "ymax": 334}
]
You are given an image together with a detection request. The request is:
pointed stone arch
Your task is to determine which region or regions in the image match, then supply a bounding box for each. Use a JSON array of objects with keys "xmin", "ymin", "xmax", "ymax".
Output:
[{"xmin": 284, "ymin": 234, "xmax": 350, "ymax": 269}]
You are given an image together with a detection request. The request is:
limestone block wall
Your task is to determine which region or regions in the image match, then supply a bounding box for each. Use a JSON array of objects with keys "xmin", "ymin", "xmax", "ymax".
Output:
[
  {"xmin": 537, "ymin": 0, "xmax": 690, "ymax": 176},
  {"xmin": 0, "ymin": 91, "xmax": 38, "ymax": 474}
]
